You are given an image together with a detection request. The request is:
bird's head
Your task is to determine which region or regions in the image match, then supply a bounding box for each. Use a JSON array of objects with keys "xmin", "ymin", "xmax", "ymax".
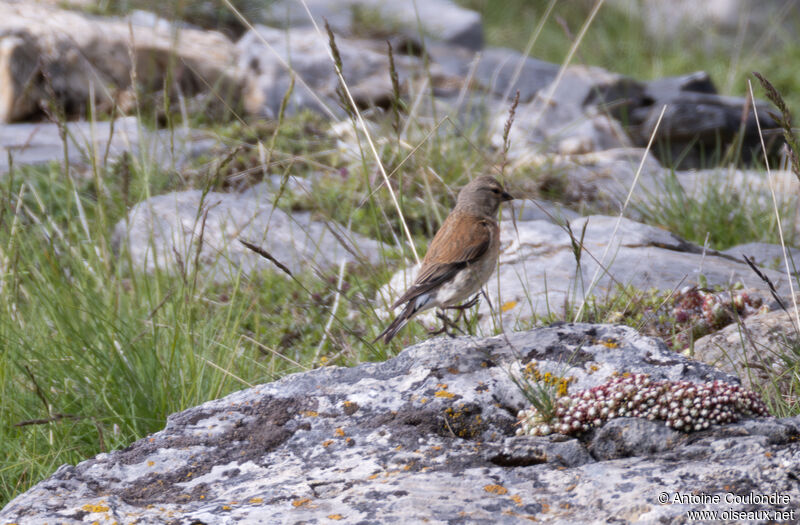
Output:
[{"xmin": 455, "ymin": 175, "xmax": 514, "ymax": 216}]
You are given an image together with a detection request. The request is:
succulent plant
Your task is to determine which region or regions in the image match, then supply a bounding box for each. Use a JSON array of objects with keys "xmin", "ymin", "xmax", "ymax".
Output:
[{"xmin": 517, "ymin": 373, "xmax": 769, "ymax": 437}]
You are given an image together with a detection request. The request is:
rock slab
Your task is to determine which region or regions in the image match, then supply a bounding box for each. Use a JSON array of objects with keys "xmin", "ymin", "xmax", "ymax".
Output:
[
  {"xmin": 381, "ymin": 214, "xmax": 791, "ymax": 334},
  {"xmin": 0, "ymin": 1, "xmax": 243, "ymax": 122},
  {"xmin": 113, "ymin": 185, "xmax": 387, "ymax": 281},
  {"xmin": 2, "ymin": 324, "xmax": 799, "ymax": 523}
]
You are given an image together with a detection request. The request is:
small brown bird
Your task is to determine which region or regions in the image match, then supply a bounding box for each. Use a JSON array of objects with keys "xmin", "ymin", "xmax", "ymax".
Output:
[{"xmin": 375, "ymin": 176, "xmax": 513, "ymax": 343}]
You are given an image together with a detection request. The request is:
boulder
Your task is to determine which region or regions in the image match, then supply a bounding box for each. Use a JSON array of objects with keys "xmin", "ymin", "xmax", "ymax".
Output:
[
  {"xmin": 0, "ymin": 116, "xmax": 217, "ymax": 174},
  {"xmin": 0, "ymin": 1, "xmax": 244, "ymax": 122},
  {"xmin": 507, "ymin": 147, "xmax": 665, "ymax": 212},
  {"xmin": 691, "ymin": 308, "xmax": 800, "ymax": 396},
  {"xmin": 629, "ymin": 74, "xmax": 779, "ymax": 168},
  {"xmin": 2, "ymin": 324, "xmax": 798, "ymax": 523},
  {"xmin": 493, "ymin": 66, "xmax": 636, "ymax": 156},
  {"xmin": 237, "ymin": 25, "xmax": 432, "ymax": 119},
  {"xmin": 723, "ymin": 242, "xmax": 800, "ymax": 271},
  {"xmin": 261, "ymin": 0, "xmax": 483, "ymax": 50},
  {"xmin": 380, "ymin": 214, "xmax": 791, "ymax": 334},
  {"xmin": 492, "ymin": 66, "xmax": 777, "ymax": 168},
  {"xmin": 428, "ymin": 44, "xmax": 559, "ymax": 102},
  {"xmin": 112, "ymin": 184, "xmax": 388, "ymax": 281}
]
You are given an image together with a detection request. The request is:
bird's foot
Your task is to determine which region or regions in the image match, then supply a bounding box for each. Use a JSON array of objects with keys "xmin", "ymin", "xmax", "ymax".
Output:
[
  {"xmin": 429, "ymin": 310, "xmax": 464, "ymax": 338},
  {"xmin": 443, "ymin": 295, "xmax": 480, "ymax": 324}
]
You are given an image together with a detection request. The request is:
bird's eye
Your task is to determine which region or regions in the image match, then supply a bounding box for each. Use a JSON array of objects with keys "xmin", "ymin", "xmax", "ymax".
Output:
[{"xmin": 491, "ymin": 188, "xmax": 500, "ymax": 194}]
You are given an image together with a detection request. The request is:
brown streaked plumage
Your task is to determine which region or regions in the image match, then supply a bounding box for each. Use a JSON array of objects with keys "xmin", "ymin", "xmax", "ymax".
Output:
[{"xmin": 375, "ymin": 176, "xmax": 513, "ymax": 343}]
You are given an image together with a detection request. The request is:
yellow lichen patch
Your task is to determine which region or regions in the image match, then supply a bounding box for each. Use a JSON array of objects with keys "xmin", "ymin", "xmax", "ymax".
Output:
[
  {"xmin": 334, "ymin": 427, "xmax": 345, "ymax": 437},
  {"xmin": 501, "ymin": 300, "xmax": 518, "ymax": 313},
  {"xmin": 146, "ymin": 461, "xmax": 155, "ymax": 467},
  {"xmin": 599, "ymin": 339, "xmax": 619, "ymax": 348},
  {"xmin": 368, "ymin": 473, "xmax": 380, "ymax": 480},
  {"xmin": 222, "ymin": 506, "xmax": 231, "ymax": 511},
  {"xmin": 484, "ymin": 484, "xmax": 508, "ymax": 495},
  {"xmin": 302, "ymin": 410, "xmax": 319, "ymax": 417},
  {"xmin": 292, "ymin": 498, "xmax": 312, "ymax": 508},
  {"xmin": 511, "ymin": 494, "xmax": 523, "ymax": 506},
  {"xmin": 419, "ymin": 397, "xmax": 428, "ymax": 404},
  {"xmin": 81, "ymin": 504, "xmax": 110, "ymax": 513},
  {"xmin": 322, "ymin": 440, "xmax": 334, "ymax": 447},
  {"xmin": 249, "ymin": 497, "xmax": 263, "ymax": 504},
  {"xmin": 435, "ymin": 390, "xmax": 455, "ymax": 398},
  {"xmin": 328, "ymin": 515, "xmax": 344, "ymax": 520},
  {"xmin": 436, "ymin": 383, "xmax": 448, "ymax": 389}
]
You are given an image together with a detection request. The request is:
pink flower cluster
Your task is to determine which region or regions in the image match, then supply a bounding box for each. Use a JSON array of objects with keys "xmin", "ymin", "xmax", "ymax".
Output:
[
  {"xmin": 517, "ymin": 373, "xmax": 770, "ymax": 436},
  {"xmin": 671, "ymin": 286, "xmax": 765, "ymax": 329}
]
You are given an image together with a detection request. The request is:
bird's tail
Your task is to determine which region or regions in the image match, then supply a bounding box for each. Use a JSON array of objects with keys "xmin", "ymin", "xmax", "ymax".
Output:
[{"xmin": 373, "ymin": 301, "xmax": 416, "ymax": 344}]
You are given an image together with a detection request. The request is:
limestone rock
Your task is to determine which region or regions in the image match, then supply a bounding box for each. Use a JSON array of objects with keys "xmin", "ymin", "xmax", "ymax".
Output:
[
  {"xmin": 494, "ymin": 66, "xmax": 635, "ymax": 156},
  {"xmin": 237, "ymin": 25, "xmax": 432, "ymax": 119},
  {"xmin": 380, "ymin": 214, "xmax": 790, "ymax": 334},
  {"xmin": 691, "ymin": 309, "xmax": 800, "ymax": 396},
  {"xmin": 492, "ymin": 66, "xmax": 777, "ymax": 168},
  {"xmin": 723, "ymin": 242, "xmax": 800, "ymax": 271},
  {"xmin": 508, "ymin": 147, "xmax": 665, "ymax": 213},
  {"xmin": 112, "ymin": 186, "xmax": 387, "ymax": 281},
  {"xmin": 428, "ymin": 44, "xmax": 559, "ymax": 102},
  {"xmin": 261, "ymin": 0, "xmax": 483, "ymax": 50},
  {"xmin": 0, "ymin": 1, "xmax": 244, "ymax": 122},
  {"xmin": 629, "ymin": 80, "xmax": 778, "ymax": 168},
  {"xmin": 0, "ymin": 116, "xmax": 217, "ymax": 174},
  {"xmin": 2, "ymin": 325, "xmax": 798, "ymax": 523}
]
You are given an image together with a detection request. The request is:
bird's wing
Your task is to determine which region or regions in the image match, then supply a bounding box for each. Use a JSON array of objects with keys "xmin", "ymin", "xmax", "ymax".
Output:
[{"xmin": 392, "ymin": 212, "xmax": 494, "ymax": 308}]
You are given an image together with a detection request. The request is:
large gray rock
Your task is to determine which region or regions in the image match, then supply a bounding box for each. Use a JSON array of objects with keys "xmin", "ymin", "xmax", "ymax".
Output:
[
  {"xmin": 428, "ymin": 45, "xmax": 560, "ymax": 102},
  {"xmin": 507, "ymin": 147, "xmax": 665, "ymax": 213},
  {"xmin": 112, "ymin": 185, "xmax": 387, "ymax": 281},
  {"xmin": 723, "ymin": 242, "xmax": 800, "ymax": 271},
  {"xmin": 0, "ymin": 116, "xmax": 216, "ymax": 174},
  {"xmin": 494, "ymin": 66, "xmax": 777, "ymax": 168},
  {"xmin": 261, "ymin": 0, "xmax": 483, "ymax": 50},
  {"xmin": 381, "ymin": 214, "xmax": 790, "ymax": 334},
  {"xmin": 494, "ymin": 66, "xmax": 635, "ymax": 156},
  {"xmin": 628, "ymin": 73, "xmax": 778, "ymax": 168},
  {"xmin": 0, "ymin": 1, "xmax": 244, "ymax": 122},
  {"xmin": 2, "ymin": 325, "xmax": 798, "ymax": 523},
  {"xmin": 508, "ymin": 148, "xmax": 800, "ymax": 237},
  {"xmin": 237, "ymin": 25, "xmax": 431, "ymax": 119},
  {"xmin": 691, "ymin": 308, "xmax": 800, "ymax": 396}
]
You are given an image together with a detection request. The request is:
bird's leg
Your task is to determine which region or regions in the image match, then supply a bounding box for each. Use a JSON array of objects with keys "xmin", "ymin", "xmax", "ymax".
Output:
[
  {"xmin": 444, "ymin": 294, "xmax": 480, "ymax": 323},
  {"xmin": 428, "ymin": 309, "xmax": 464, "ymax": 338},
  {"xmin": 480, "ymin": 289, "xmax": 493, "ymax": 311}
]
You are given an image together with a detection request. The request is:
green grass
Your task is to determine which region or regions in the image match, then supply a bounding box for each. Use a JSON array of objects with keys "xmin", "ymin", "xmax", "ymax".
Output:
[{"xmin": 0, "ymin": 91, "xmax": 495, "ymax": 505}]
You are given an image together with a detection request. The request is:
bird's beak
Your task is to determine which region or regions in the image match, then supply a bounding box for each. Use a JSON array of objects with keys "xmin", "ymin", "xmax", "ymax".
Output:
[{"xmin": 501, "ymin": 191, "xmax": 514, "ymax": 202}]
